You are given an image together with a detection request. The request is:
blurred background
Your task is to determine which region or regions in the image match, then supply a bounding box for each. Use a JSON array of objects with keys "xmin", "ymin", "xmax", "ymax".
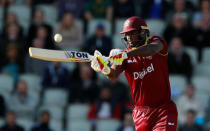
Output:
[{"xmin": 0, "ymin": 0, "xmax": 209, "ymax": 131}]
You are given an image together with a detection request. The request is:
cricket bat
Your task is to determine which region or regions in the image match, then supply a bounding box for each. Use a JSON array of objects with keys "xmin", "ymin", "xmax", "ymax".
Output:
[
  {"xmin": 29, "ymin": 47, "xmax": 111, "ymax": 74},
  {"xmin": 30, "ymin": 47, "xmax": 115, "ymax": 74},
  {"xmin": 29, "ymin": 47, "xmax": 93, "ymax": 62}
]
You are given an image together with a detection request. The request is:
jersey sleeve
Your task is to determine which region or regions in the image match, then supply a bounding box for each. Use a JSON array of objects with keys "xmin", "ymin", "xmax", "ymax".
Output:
[{"xmin": 150, "ymin": 36, "xmax": 168, "ymax": 56}]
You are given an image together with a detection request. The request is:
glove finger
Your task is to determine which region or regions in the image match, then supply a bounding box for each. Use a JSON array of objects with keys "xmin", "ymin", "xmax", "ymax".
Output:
[
  {"xmin": 113, "ymin": 51, "xmax": 119, "ymax": 56},
  {"xmin": 90, "ymin": 59, "xmax": 95, "ymax": 67},
  {"xmin": 91, "ymin": 62, "xmax": 97, "ymax": 71},
  {"xmin": 91, "ymin": 58, "xmax": 100, "ymax": 71},
  {"xmin": 102, "ymin": 66, "xmax": 110, "ymax": 75},
  {"xmin": 109, "ymin": 49, "xmax": 122, "ymax": 57},
  {"xmin": 91, "ymin": 57, "xmax": 97, "ymax": 66},
  {"xmin": 91, "ymin": 63, "xmax": 97, "ymax": 71},
  {"xmin": 115, "ymin": 62, "xmax": 119, "ymax": 65},
  {"xmin": 113, "ymin": 60, "xmax": 117, "ymax": 65},
  {"xmin": 94, "ymin": 50, "xmax": 102, "ymax": 57},
  {"xmin": 110, "ymin": 59, "xmax": 114, "ymax": 64},
  {"xmin": 109, "ymin": 49, "xmax": 115, "ymax": 57},
  {"xmin": 101, "ymin": 56, "xmax": 108, "ymax": 65},
  {"xmin": 117, "ymin": 59, "xmax": 121, "ymax": 65},
  {"xmin": 92, "ymin": 63, "xmax": 100, "ymax": 72}
]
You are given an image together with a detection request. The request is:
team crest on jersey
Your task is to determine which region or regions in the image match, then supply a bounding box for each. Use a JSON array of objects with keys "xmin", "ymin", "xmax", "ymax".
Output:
[{"xmin": 124, "ymin": 20, "xmax": 130, "ymax": 27}]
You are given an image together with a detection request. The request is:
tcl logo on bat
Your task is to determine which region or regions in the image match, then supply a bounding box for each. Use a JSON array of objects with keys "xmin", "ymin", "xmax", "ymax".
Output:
[{"xmin": 133, "ymin": 63, "xmax": 154, "ymax": 80}]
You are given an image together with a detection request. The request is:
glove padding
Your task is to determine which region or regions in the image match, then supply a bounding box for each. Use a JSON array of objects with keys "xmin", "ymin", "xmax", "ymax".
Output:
[
  {"xmin": 109, "ymin": 49, "xmax": 128, "ymax": 65},
  {"xmin": 91, "ymin": 50, "xmax": 110, "ymax": 75}
]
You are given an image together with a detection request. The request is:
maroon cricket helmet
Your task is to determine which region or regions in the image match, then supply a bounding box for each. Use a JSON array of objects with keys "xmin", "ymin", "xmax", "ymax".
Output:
[{"xmin": 120, "ymin": 16, "xmax": 149, "ymax": 34}]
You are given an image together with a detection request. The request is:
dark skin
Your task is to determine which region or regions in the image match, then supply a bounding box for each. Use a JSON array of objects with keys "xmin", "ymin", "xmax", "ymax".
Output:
[{"xmin": 106, "ymin": 30, "xmax": 164, "ymax": 81}]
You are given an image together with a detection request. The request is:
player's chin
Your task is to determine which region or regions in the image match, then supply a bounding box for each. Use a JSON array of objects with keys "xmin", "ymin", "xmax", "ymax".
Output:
[
  {"xmin": 128, "ymin": 41, "xmax": 134, "ymax": 46},
  {"xmin": 129, "ymin": 42, "xmax": 137, "ymax": 47}
]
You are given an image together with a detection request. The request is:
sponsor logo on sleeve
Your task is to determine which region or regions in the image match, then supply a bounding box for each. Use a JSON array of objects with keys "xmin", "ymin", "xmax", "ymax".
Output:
[
  {"xmin": 145, "ymin": 56, "xmax": 152, "ymax": 60},
  {"xmin": 127, "ymin": 59, "xmax": 137, "ymax": 63},
  {"xmin": 168, "ymin": 122, "xmax": 175, "ymax": 126}
]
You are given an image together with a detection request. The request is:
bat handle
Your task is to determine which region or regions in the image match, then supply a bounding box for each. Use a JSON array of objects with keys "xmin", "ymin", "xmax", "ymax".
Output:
[{"xmin": 89, "ymin": 55, "xmax": 94, "ymax": 61}]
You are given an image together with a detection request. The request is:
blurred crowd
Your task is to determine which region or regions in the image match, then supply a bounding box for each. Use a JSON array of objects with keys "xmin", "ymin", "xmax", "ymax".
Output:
[{"xmin": 0, "ymin": 0, "xmax": 209, "ymax": 131}]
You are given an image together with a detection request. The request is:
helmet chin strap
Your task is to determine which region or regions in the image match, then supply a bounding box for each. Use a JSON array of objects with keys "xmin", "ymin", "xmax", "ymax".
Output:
[
  {"xmin": 121, "ymin": 37, "xmax": 149, "ymax": 49},
  {"xmin": 130, "ymin": 37, "xmax": 149, "ymax": 48},
  {"xmin": 143, "ymin": 38, "xmax": 149, "ymax": 46}
]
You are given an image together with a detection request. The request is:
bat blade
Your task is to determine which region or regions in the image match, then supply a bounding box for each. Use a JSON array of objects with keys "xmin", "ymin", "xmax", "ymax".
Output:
[{"xmin": 29, "ymin": 47, "xmax": 92, "ymax": 62}]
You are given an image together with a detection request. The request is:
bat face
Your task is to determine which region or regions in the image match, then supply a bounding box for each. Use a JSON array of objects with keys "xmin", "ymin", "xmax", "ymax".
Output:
[{"xmin": 29, "ymin": 47, "xmax": 92, "ymax": 62}]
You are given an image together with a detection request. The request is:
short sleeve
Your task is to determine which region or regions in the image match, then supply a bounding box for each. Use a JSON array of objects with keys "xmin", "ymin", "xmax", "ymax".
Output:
[{"xmin": 150, "ymin": 36, "xmax": 168, "ymax": 56}]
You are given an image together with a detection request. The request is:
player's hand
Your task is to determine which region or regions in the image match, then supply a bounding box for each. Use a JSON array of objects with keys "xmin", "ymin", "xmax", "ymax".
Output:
[
  {"xmin": 91, "ymin": 50, "xmax": 110, "ymax": 75},
  {"xmin": 109, "ymin": 49, "xmax": 128, "ymax": 65}
]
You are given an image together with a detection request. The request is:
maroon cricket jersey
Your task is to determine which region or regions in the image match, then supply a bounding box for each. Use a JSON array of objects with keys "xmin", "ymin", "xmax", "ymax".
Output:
[{"xmin": 122, "ymin": 36, "xmax": 171, "ymax": 107}]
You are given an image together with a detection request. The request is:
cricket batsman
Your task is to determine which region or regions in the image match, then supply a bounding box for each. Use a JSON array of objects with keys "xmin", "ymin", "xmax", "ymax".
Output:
[{"xmin": 91, "ymin": 16, "xmax": 178, "ymax": 131}]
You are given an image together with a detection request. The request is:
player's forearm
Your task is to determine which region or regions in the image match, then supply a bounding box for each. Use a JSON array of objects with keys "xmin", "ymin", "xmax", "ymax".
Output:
[
  {"xmin": 105, "ymin": 65, "xmax": 123, "ymax": 81},
  {"xmin": 127, "ymin": 41, "xmax": 163, "ymax": 57},
  {"xmin": 105, "ymin": 68, "xmax": 119, "ymax": 81}
]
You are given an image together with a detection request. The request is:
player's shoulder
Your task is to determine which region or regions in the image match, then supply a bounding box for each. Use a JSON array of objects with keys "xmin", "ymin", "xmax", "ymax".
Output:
[
  {"xmin": 150, "ymin": 36, "xmax": 168, "ymax": 56},
  {"xmin": 149, "ymin": 35, "xmax": 166, "ymax": 43},
  {"xmin": 149, "ymin": 35, "xmax": 168, "ymax": 50}
]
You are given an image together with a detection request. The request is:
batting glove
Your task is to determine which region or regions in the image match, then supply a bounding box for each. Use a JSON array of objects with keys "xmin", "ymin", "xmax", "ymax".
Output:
[
  {"xmin": 109, "ymin": 49, "xmax": 128, "ymax": 65},
  {"xmin": 91, "ymin": 50, "xmax": 110, "ymax": 75}
]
